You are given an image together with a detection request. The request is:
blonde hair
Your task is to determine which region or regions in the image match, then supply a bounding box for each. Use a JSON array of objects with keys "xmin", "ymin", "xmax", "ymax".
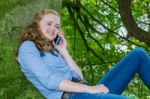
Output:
[{"xmin": 19, "ymin": 9, "xmax": 60, "ymax": 52}]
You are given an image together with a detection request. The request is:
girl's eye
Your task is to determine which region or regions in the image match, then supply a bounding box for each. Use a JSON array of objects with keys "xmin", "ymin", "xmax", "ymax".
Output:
[
  {"xmin": 56, "ymin": 26, "xmax": 60, "ymax": 30},
  {"xmin": 47, "ymin": 23, "xmax": 51, "ymax": 26}
]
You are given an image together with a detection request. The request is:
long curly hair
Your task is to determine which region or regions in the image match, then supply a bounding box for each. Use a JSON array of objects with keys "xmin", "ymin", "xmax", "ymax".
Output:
[{"xmin": 19, "ymin": 9, "xmax": 60, "ymax": 52}]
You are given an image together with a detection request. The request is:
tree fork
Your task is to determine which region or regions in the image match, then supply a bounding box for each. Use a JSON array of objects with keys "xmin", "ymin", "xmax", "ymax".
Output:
[{"xmin": 118, "ymin": 0, "xmax": 150, "ymax": 45}]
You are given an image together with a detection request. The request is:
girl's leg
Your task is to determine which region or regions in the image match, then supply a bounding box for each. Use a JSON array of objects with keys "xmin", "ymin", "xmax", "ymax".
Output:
[
  {"xmin": 97, "ymin": 48, "xmax": 150, "ymax": 94},
  {"xmin": 69, "ymin": 92, "xmax": 131, "ymax": 99}
]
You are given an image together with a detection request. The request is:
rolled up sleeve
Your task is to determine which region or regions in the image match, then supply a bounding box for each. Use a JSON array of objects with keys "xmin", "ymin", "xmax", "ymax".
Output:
[{"xmin": 18, "ymin": 41, "xmax": 71, "ymax": 91}]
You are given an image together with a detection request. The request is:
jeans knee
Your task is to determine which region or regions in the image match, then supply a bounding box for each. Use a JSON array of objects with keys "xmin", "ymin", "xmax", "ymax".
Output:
[{"xmin": 132, "ymin": 48, "xmax": 147, "ymax": 57}]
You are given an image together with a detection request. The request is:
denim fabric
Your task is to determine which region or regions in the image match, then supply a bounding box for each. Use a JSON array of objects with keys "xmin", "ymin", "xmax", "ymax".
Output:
[
  {"xmin": 69, "ymin": 48, "xmax": 150, "ymax": 99},
  {"xmin": 70, "ymin": 93, "xmax": 130, "ymax": 99}
]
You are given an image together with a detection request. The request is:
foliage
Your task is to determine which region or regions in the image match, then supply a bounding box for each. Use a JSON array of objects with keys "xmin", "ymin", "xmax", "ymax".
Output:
[
  {"xmin": 62, "ymin": 0, "xmax": 150, "ymax": 99},
  {"xmin": 0, "ymin": 0, "xmax": 150, "ymax": 99}
]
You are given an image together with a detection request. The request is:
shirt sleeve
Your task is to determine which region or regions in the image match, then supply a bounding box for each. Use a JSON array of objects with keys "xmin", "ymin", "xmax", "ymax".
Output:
[{"xmin": 18, "ymin": 41, "xmax": 71, "ymax": 91}]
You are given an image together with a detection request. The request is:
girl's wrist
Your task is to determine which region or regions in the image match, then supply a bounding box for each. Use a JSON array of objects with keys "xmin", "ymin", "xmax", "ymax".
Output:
[
  {"xmin": 83, "ymin": 85, "xmax": 92, "ymax": 93},
  {"xmin": 59, "ymin": 48, "xmax": 68, "ymax": 56},
  {"xmin": 59, "ymin": 48, "xmax": 67, "ymax": 52}
]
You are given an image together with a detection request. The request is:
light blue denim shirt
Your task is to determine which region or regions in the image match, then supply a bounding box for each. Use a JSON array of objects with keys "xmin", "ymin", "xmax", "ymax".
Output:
[{"xmin": 18, "ymin": 41, "xmax": 80, "ymax": 99}]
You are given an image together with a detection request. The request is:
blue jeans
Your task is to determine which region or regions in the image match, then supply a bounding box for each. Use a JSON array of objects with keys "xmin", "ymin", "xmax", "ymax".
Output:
[{"xmin": 69, "ymin": 48, "xmax": 150, "ymax": 99}]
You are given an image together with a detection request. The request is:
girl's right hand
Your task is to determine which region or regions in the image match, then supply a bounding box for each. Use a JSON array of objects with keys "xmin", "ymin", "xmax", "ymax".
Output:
[
  {"xmin": 52, "ymin": 33, "xmax": 67, "ymax": 53},
  {"xmin": 87, "ymin": 84, "xmax": 109, "ymax": 94}
]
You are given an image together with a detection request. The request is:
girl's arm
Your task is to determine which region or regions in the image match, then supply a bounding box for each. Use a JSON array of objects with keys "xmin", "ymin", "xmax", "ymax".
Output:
[
  {"xmin": 59, "ymin": 48, "xmax": 84, "ymax": 79},
  {"xmin": 53, "ymin": 34, "xmax": 83, "ymax": 79},
  {"xmin": 59, "ymin": 80, "xmax": 109, "ymax": 93},
  {"xmin": 53, "ymin": 34, "xmax": 109, "ymax": 93}
]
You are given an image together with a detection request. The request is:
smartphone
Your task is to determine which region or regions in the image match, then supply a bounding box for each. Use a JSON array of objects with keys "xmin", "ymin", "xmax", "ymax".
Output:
[{"xmin": 54, "ymin": 35, "xmax": 62, "ymax": 45}]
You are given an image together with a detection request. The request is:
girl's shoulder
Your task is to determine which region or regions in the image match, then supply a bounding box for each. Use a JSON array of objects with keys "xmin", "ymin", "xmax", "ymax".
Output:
[
  {"xmin": 21, "ymin": 40, "xmax": 35, "ymax": 46},
  {"xmin": 19, "ymin": 40, "xmax": 39, "ymax": 53},
  {"xmin": 20, "ymin": 40, "xmax": 36, "ymax": 49}
]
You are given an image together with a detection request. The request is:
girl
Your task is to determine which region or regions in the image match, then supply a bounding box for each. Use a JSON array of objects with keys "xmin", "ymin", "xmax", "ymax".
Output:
[{"xmin": 17, "ymin": 9, "xmax": 150, "ymax": 99}]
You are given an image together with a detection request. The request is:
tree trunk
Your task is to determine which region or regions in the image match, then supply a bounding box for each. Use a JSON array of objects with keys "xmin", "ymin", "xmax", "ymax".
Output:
[{"xmin": 0, "ymin": 0, "xmax": 62, "ymax": 63}]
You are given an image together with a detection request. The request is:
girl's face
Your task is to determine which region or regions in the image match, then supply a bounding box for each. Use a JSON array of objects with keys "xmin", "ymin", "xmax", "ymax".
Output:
[{"xmin": 39, "ymin": 13, "xmax": 61, "ymax": 41}]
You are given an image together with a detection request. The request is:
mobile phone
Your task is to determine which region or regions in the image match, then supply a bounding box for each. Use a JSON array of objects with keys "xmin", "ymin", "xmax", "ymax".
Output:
[{"xmin": 54, "ymin": 35, "xmax": 62, "ymax": 45}]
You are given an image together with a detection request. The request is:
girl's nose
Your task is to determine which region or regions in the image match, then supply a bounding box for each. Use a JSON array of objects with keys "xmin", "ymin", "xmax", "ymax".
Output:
[{"xmin": 49, "ymin": 26, "xmax": 55, "ymax": 32}]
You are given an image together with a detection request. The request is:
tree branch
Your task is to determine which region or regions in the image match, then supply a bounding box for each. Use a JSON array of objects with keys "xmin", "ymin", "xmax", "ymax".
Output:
[
  {"xmin": 67, "ymin": 6, "xmax": 105, "ymax": 63},
  {"xmin": 118, "ymin": 0, "xmax": 150, "ymax": 45}
]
